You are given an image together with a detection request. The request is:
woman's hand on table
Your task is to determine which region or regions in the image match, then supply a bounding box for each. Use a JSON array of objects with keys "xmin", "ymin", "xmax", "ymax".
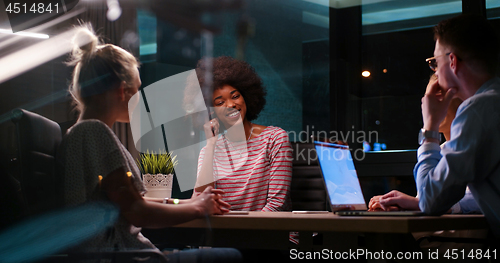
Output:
[
  {"xmin": 192, "ymin": 186, "xmax": 231, "ymax": 216},
  {"xmin": 191, "ymin": 188, "xmax": 230, "ymax": 213},
  {"xmin": 212, "ymin": 188, "xmax": 231, "ymax": 214}
]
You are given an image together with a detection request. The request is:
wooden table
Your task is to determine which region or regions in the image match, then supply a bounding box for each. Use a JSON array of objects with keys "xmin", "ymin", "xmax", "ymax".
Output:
[
  {"xmin": 143, "ymin": 212, "xmax": 488, "ymax": 256},
  {"xmin": 170, "ymin": 212, "xmax": 485, "ymax": 233}
]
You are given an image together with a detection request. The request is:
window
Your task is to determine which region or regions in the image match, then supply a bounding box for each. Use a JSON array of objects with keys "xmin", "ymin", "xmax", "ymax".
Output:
[{"xmin": 359, "ymin": 0, "xmax": 462, "ymax": 151}]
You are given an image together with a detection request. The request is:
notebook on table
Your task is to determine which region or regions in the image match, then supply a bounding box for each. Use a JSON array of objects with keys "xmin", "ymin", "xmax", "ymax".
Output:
[{"xmin": 313, "ymin": 138, "xmax": 423, "ymax": 216}]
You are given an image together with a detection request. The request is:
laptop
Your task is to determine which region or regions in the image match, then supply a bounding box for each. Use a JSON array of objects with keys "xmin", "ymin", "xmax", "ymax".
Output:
[{"xmin": 313, "ymin": 139, "xmax": 423, "ymax": 216}]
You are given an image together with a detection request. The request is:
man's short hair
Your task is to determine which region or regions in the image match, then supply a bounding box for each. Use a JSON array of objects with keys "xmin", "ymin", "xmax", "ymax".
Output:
[{"xmin": 434, "ymin": 14, "xmax": 499, "ymax": 75}]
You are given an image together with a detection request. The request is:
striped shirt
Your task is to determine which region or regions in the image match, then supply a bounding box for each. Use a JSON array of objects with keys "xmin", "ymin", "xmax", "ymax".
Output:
[{"xmin": 197, "ymin": 126, "xmax": 292, "ymax": 211}]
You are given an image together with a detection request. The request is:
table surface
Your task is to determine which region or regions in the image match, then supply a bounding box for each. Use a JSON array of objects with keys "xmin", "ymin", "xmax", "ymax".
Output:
[
  {"xmin": 143, "ymin": 212, "xmax": 489, "ymax": 253},
  {"xmin": 172, "ymin": 212, "xmax": 487, "ymax": 234}
]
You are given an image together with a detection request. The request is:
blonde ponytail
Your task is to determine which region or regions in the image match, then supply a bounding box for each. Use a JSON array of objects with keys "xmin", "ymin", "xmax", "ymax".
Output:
[
  {"xmin": 68, "ymin": 23, "xmax": 99, "ymax": 66},
  {"xmin": 67, "ymin": 23, "xmax": 138, "ymax": 113}
]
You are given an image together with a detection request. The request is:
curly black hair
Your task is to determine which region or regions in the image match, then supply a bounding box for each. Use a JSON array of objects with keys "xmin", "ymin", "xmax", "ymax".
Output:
[{"xmin": 195, "ymin": 56, "xmax": 266, "ymax": 121}]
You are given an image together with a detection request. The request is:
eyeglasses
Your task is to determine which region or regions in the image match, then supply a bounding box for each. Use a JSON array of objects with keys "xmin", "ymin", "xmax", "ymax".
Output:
[{"xmin": 425, "ymin": 52, "xmax": 451, "ymax": 71}]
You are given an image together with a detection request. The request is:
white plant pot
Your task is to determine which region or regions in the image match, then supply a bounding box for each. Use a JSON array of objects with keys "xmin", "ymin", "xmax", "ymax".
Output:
[{"xmin": 143, "ymin": 173, "xmax": 173, "ymax": 199}]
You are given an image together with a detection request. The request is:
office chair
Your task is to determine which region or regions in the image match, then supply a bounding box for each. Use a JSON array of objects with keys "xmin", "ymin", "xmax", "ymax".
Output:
[
  {"xmin": 7, "ymin": 109, "xmax": 169, "ymax": 263},
  {"xmin": 290, "ymin": 142, "xmax": 328, "ymax": 211},
  {"xmin": 11, "ymin": 108, "xmax": 63, "ymax": 216}
]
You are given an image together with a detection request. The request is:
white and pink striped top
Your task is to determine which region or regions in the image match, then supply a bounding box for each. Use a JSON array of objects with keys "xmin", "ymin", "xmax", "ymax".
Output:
[{"xmin": 197, "ymin": 126, "xmax": 292, "ymax": 211}]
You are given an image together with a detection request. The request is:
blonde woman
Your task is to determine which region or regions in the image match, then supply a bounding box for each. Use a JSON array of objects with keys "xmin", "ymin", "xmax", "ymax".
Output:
[{"xmin": 58, "ymin": 25, "xmax": 240, "ymax": 262}]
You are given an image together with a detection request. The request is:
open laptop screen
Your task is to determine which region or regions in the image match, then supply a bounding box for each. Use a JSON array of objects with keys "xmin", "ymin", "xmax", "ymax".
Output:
[{"xmin": 314, "ymin": 141, "xmax": 367, "ymax": 211}]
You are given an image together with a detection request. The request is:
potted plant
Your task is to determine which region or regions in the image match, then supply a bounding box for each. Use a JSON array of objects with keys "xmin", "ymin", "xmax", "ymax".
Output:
[{"xmin": 136, "ymin": 150, "xmax": 178, "ymax": 199}]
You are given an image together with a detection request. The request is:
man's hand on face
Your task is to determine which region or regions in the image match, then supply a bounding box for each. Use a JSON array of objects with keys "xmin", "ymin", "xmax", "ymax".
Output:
[{"xmin": 421, "ymin": 80, "xmax": 457, "ymax": 132}]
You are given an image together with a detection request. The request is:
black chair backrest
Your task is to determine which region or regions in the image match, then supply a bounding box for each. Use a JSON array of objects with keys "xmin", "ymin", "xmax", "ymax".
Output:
[
  {"xmin": 0, "ymin": 169, "xmax": 26, "ymax": 231},
  {"xmin": 11, "ymin": 109, "xmax": 62, "ymax": 216},
  {"xmin": 290, "ymin": 142, "xmax": 329, "ymax": 211}
]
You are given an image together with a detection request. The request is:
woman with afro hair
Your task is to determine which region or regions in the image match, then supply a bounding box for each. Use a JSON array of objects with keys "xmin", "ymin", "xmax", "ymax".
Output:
[{"xmin": 194, "ymin": 56, "xmax": 293, "ymax": 212}]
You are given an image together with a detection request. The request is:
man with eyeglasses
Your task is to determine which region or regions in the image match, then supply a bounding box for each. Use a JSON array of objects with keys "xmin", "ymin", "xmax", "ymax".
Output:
[{"xmin": 403, "ymin": 14, "xmax": 499, "ymax": 238}]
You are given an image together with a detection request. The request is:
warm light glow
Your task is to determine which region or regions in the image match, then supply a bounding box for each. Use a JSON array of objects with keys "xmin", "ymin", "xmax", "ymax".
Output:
[
  {"xmin": 0, "ymin": 29, "xmax": 49, "ymax": 39},
  {"xmin": 362, "ymin": 71, "xmax": 371, "ymax": 77},
  {"xmin": 107, "ymin": 0, "xmax": 122, "ymax": 21},
  {"xmin": 383, "ymin": 69, "xmax": 388, "ymax": 73}
]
